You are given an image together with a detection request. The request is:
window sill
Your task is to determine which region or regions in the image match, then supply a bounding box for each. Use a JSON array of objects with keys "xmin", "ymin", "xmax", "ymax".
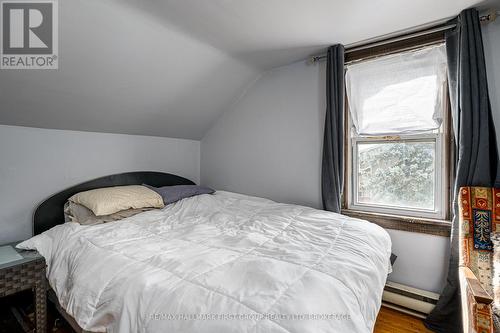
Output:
[{"xmin": 341, "ymin": 209, "xmax": 451, "ymax": 237}]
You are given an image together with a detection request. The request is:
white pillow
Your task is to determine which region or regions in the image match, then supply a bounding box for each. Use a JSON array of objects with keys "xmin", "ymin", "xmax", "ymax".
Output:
[{"xmin": 69, "ymin": 185, "xmax": 164, "ymax": 216}]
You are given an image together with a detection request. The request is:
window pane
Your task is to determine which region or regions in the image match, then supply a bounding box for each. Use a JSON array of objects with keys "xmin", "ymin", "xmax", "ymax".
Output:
[{"xmin": 356, "ymin": 141, "xmax": 436, "ymax": 210}]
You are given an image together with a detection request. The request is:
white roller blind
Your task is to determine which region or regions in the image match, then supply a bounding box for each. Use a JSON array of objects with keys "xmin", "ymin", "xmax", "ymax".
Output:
[{"xmin": 345, "ymin": 44, "xmax": 448, "ymax": 136}]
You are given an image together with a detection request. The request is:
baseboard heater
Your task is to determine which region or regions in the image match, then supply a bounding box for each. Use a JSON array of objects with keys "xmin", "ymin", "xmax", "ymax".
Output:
[{"xmin": 382, "ymin": 281, "xmax": 440, "ymax": 318}]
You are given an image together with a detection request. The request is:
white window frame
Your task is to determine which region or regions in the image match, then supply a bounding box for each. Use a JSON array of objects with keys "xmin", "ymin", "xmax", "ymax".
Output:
[
  {"xmin": 345, "ymin": 58, "xmax": 450, "ymax": 221},
  {"xmin": 347, "ymin": 131, "xmax": 447, "ymax": 220}
]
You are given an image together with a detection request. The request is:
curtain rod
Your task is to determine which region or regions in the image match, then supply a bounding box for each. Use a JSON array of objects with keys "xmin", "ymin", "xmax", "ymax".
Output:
[{"xmin": 309, "ymin": 10, "xmax": 499, "ymax": 64}]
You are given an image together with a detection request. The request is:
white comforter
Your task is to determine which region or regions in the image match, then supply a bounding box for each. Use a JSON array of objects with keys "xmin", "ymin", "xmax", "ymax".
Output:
[{"xmin": 18, "ymin": 191, "xmax": 391, "ymax": 333}]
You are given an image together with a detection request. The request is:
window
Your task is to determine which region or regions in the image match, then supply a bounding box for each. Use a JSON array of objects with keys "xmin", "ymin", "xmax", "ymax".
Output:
[{"xmin": 345, "ymin": 43, "xmax": 450, "ymax": 220}]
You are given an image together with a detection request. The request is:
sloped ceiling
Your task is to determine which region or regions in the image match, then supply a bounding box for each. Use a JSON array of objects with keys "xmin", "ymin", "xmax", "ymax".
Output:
[
  {"xmin": 0, "ymin": 0, "xmax": 260, "ymax": 140},
  {"xmin": 0, "ymin": 0, "xmax": 492, "ymax": 139},
  {"xmin": 140, "ymin": 0, "xmax": 490, "ymax": 69}
]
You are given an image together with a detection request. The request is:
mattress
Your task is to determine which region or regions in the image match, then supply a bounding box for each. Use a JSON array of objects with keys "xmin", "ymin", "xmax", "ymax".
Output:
[{"xmin": 18, "ymin": 191, "xmax": 392, "ymax": 333}]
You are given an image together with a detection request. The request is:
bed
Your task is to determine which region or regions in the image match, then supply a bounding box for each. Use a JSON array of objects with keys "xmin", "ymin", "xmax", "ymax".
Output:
[{"xmin": 18, "ymin": 172, "xmax": 392, "ymax": 333}]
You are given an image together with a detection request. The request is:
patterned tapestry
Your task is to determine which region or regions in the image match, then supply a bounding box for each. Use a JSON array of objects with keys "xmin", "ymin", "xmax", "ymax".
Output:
[
  {"xmin": 460, "ymin": 187, "xmax": 498, "ymax": 333},
  {"xmin": 460, "ymin": 187, "xmax": 499, "ymax": 286}
]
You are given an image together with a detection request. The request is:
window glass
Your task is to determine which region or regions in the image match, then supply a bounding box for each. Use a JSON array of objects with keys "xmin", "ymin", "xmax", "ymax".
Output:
[{"xmin": 356, "ymin": 141, "xmax": 436, "ymax": 210}]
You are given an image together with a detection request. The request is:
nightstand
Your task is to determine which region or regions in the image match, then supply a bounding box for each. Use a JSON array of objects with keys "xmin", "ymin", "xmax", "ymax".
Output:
[{"xmin": 0, "ymin": 242, "xmax": 46, "ymax": 333}]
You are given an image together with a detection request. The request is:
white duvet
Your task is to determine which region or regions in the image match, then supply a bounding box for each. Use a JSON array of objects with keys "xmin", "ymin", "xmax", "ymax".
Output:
[{"xmin": 18, "ymin": 191, "xmax": 391, "ymax": 333}]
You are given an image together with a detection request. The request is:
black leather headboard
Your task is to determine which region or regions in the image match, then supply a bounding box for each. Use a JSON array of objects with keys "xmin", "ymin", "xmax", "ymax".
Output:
[{"xmin": 33, "ymin": 171, "xmax": 195, "ymax": 235}]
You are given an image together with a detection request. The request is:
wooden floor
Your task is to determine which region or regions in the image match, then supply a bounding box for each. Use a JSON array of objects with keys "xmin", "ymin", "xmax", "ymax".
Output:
[{"xmin": 374, "ymin": 306, "xmax": 433, "ymax": 333}]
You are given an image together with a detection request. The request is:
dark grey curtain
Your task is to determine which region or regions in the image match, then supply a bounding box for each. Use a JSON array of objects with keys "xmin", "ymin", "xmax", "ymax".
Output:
[
  {"xmin": 425, "ymin": 9, "xmax": 500, "ymax": 332},
  {"xmin": 322, "ymin": 45, "xmax": 345, "ymax": 213}
]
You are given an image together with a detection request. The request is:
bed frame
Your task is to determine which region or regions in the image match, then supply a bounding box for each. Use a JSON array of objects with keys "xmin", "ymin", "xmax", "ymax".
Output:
[
  {"xmin": 33, "ymin": 171, "xmax": 195, "ymax": 235},
  {"xmin": 32, "ymin": 171, "xmax": 196, "ymax": 332}
]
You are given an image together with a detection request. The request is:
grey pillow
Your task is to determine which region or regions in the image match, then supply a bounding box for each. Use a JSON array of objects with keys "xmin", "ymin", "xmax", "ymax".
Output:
[
  {"xmin": 144, "ymin": 185, "xmax": 214, "ymax": 205},
  {"xmin": 64, "ymin": 201, "xmax": 153, "ymax": 225}
]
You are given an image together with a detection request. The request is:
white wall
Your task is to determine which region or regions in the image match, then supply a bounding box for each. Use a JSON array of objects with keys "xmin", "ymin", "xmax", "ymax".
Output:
[
  {"xmin": 385, "ymin": 229, "xmax": 450, "ymax": 292},
  {"xmin": 202, "ymin": 62, "xmax": 325, "ymax": 209},
  {"xmin": 0, "ymin": 125, "xmax": 200, "ymax": 244}
]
